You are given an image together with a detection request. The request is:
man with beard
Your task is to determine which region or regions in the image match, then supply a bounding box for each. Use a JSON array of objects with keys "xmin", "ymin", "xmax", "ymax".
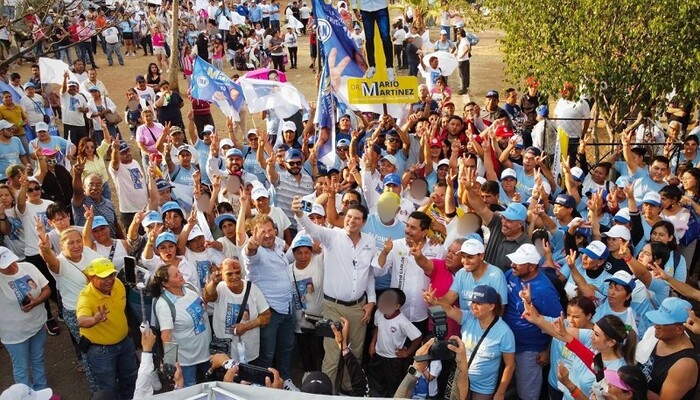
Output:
[{"xmin": 267, "ymin": 148, "xmax": 314, "ymax": 234}]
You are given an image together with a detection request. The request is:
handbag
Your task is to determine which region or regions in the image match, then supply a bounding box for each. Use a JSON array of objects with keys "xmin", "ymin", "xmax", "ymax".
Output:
[{"xmin": 104, "ymin": 111, "xmax": 123, "ymax": 125}]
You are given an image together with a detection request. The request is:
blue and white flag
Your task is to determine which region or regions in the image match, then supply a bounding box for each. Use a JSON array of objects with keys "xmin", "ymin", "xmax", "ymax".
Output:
[
  {"xmin": 237, "ymin": 77, "xmax": 309, "ymax": 119},
  {"xmin": 190, "ymin": 56, "xmax": 244, "ymax": 121},
  {"xmin": 0, "ymin": 81, "xmax": 20, "ymax": 103}
]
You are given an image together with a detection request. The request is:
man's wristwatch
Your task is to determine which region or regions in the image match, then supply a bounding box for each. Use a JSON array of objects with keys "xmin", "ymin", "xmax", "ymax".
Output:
[{"xmin": 407, "ymin": 365, "xmax": 422, "ymax": 379}]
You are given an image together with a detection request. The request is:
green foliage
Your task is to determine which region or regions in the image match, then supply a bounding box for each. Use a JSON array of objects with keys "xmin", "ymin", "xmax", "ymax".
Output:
[{"xmin": 482, "ymin": 0, "xmax": 700, "ymax": 132}]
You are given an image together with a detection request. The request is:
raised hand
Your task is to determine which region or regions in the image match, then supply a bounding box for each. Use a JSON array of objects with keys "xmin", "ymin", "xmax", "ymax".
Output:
[
  {"xmin": 85, "ymin": 205, "xmax": 97, "ymax": 221},
  {"xmin": 383, "ymin": 237, "xmax": 393, "ymax": 254},
  {"xmin": 408, "ymin": 239, "xmax": 423, "ymax": 259},
  {"xmin": 93, "ymin": 304, "xmax": 109, "ymax": 324},
  {"xmin": 519, "ymin": 282, "xmax": 532, "ymax": 305},
  {"xmin": 422, "ymin": 284, "xmax": 438, "ymax": 305},
  {"xmin": 565, "ymin": 249, "xmax": 578, "ymax": 268}
]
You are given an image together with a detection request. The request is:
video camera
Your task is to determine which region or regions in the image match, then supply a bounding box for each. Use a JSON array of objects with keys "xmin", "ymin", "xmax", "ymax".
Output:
[{"xmin": 415, "ymin": 306, "xmax": 457, "ymax": 362}]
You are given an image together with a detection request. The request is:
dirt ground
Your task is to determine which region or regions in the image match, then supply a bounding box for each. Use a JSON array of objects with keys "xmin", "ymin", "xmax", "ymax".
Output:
[{"xmin": 0, "ymin": 16, "xmax": 507, "ymax": 399}]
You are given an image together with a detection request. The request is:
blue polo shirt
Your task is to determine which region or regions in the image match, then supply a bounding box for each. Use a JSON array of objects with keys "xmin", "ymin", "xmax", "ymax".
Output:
[{"xmin": 503, "ymin": 269, "xmax": 562, "ymax": 352}]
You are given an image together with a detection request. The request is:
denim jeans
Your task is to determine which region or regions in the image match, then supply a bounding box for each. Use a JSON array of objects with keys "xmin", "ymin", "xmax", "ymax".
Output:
[
  {"xmin": 255, "ymin": 309, "xmax": 295, "ymax": 379},
  {"xmin": 106, "ymin": 42, "xmax": 124, "ymax": 66},
  {"xmin": 181, "ymin": 361, "xmax": 210, "ymax": 387},
  {"xmin": 79, "ymin": 41, "xmax": 96, "ymax": 67},
  {"xmin": 5, "ymin": 327, "xmax": 48, "ymax": 390},
  {"xmin": 86, "ymin": 337, "xmax": 139, "ymax": 399},
  {"xmin": 361, "ymin": 8, "xmax": 393, "ymax": 69},
  {"xmin": 408, "ymin": 60, "xmax": 419, "ymax": 76}
]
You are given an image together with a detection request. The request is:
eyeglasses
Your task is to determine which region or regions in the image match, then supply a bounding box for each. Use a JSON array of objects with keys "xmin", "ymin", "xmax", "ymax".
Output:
[
  {"xmin": 343, "ymin": 200, "xmax": 359, "ymax": 206},
  {"xmin": 386, "ymin": 138, "xmax": 400, "ymax": 143},
  {"xmin": 27, "ymin": 186, "xmax": 41, "ymax": 192},
  {"xmin": 287, "ymin": 161, "xmax": 303, "ymax": 166}
]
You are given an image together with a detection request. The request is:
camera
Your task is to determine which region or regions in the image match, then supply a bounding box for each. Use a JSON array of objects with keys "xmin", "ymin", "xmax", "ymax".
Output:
[
  {"xmin": 416, "ymin": 306, "xmax": 457, "ymax": 361},
  {"xmin": 315, "ymin": 319, "xmax": 342, "ymax": 338}
]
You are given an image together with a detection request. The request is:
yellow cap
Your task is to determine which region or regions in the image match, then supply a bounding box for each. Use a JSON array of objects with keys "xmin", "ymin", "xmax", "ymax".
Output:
[{"xmin": 87, "ymin": 258, "xmax": 118, "ymax": 278}]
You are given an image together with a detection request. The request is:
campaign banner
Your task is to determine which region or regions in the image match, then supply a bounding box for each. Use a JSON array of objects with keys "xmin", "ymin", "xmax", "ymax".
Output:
[
  {"xmin": 347, "ymin": 75, "xmax": 418, "ymax": 104},
  {"xmin": 190, "ymin": 56, "xmax": 244, "ymax": 120}
]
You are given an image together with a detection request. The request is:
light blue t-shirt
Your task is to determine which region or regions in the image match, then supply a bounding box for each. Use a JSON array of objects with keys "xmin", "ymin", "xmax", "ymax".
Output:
[
  {"xmin": 193, "ymin": 140, "xmax": 211, "ymax": 185},
  {"xmin": 0, "ymin": 137, "xmax": 26, "ymax": 180},
  {"xmin": 449, "ymin": 264, "xmax": 508, "ymax": 309},
  {"xmin": 632, "ymin": 174, "xmax": 665, "ymax": 203},
  {"xmin": 592, "ymin": 301, "xmax": 638, "ymax": 334},
  {"xmin": 512, "ymin": 163, "xmax": 536, "ymax": 199},
  {"xmin": 241, "ymin": 145, "xmax": 267, "ymax": 185},
  {"xmin": 362, "ymin": 214, "xmax": 405, "ymax": 290},
  {"xmin": 564, "ymin": 260, "xmax": 611, "ymax": 303},
  {"xmin": 460, "ymin": 312, "xmax": 515, "ymax": 395},
  {"xmin": 630, "ymin": 277, "xmax": 666, "ymax": 335},
  {"xmin": 545, "ymin": 318, "xmax": 581, "ymax": 393}
]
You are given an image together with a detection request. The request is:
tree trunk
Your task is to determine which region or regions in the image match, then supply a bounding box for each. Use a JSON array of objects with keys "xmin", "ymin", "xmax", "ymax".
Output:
[{"xmin": 168, "ymin": 0, "xmax": 180, "ymax": 92}]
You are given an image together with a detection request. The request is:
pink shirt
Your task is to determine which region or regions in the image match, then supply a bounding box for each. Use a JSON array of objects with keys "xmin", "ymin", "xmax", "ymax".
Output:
[
  {"xmin": 152, "ymin": 33, "xmax": 165, "ymax": 47},
  {"xmin": 135, "ymin": 122, "xmax": 164, "ymax": 154},
  {"xmin": 430, "ymin": 259, "xmax": 460, "ymax": 338}
]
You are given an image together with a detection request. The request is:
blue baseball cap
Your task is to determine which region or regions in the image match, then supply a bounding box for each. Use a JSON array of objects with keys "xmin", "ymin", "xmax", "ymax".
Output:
[
  {"xmin": 215, "ymin": 213, "xmax": 237, "ymax": 228},
  {"xmin": 155, "ymin": 179, "xmax": 174, "ymax": 192},
  {"xmin": 536, "ymin": 105, "xmax": 549, "ymax": 117},
  {"xmin": 383, "ymin": 173, "xmax": 401, "ymax": 187},
  {"xmin": 469, "ymin": 285, "xmax": 499, "ymax": 304},
  {"xmin": 615, "ymin": 176, "xmax": 630, "ymax": 189},
  {"xmin": 155, "ymin": 231, "xmax": 177, "ymax": 247},
  {"xmin": 605, "ymin": 270, "xmax": 636, "ymax": 291},
  {"xmin": 273, "ymin": 143, "xmax": 290, "ymax": 152},
  {"xmin": 142, "ymin": 211, "xmax": 163, "ymax": 228},
  {"xmin": 646, "ymin": 297, "xmax": 692, "ymax": 325},
  {"xmin": 92, "ymin": 216, "xmax": 109, "ymax": 229},
  {"xmin": 575, "ymin": 227, "xmax": 592, "ymax": 238},
  {"xmin": 285, "ymin": 148, "xmax": 303, "ymax": 161},
  {"xmin": 585, "ymin": 189, "xmax": 609, "ymax": 199},
  {"xmin": 580, "ymin": 240, "xmax": 609, "ymax": 260},
  {"xmin": 118, "ymin": 141, "xmax": 130, "ymax": 153},
  {"xmin": 161, "ymin": 201, "xmax": 183, "ymax": 217},
  {"xmin": 291, "ymin": 234, "xmax": 313, "ymax": 250},
  {"xmin": 500, "ymin": 203, "xmax": 527, "ymax": 221},
  {"xmin": 554, "ymin": 194, "xmax": 576, "ymax": 209},
  {"xmin": 225, "ymin": 148, "xmax": 244, "ymax": 159}
]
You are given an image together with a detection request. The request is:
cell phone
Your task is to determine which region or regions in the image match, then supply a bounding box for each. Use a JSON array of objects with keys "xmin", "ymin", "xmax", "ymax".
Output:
[
  {"xmin": 315, "ymin": 319, "xmax": 342, "ymax": 338},
  {"xmin": 236, "ymin": 363, "xmax": 273, "ymax": 386},
  {"xmin": 301, "ymin": 200, "xmax": 313, "ymax": 213},
  {"xmin": 163, "ymin": 342, "xmax": 178, "ymax": 376},
  {"xmin": 123, "ymin": 256, "xmax": 137, "ymax": 285},
  {"xmin": 21, "ymin": 296, "xmax": 31, "ymax": 307}
]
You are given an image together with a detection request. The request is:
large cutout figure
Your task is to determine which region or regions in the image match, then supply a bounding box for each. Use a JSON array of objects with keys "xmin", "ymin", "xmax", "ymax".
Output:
[{"xmin": 355, "ymin": 0, "xmax": 395, "ymax": 81}]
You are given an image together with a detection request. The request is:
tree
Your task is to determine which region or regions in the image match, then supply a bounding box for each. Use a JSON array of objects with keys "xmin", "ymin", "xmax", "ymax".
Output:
[
  {"xmin": 481, "ymin": 0, "xmax": 700, "ymax": 136},
  {"xmin": 0, "ymin": 0, "xmax": 133, "ymax": 71},
  {"xmin": 167, "ymin": 0, "xmax": 181, "ymax": 92}
]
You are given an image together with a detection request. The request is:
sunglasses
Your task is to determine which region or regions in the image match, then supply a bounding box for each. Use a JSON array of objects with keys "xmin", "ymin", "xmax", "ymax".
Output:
[
  {"xmin": 336, "ymin": 146, "xmax": 349, "ymax": 151},
  {"xmin": 27, "ymin": 186, "xmax": 41, "ymax": 192},
  {"xmin": 343, "ymin": 200, "xmax": 359, "ymax": 206},
  {"xmin": 287, "ymin": 161, "xmax": 303, "ymax": 166},
  {"xmin": 386, "ymin": 138, "xmax": 400, "ymax": 142}
]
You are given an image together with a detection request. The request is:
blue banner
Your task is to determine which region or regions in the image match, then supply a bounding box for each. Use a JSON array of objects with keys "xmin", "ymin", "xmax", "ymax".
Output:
[
  {"xmin": 0, "ymin": 81, "xmax": 21, "ymax": 103},
  {"xmin": 190, "ymin": 56, "xmax": 244, "ymax": 119}
]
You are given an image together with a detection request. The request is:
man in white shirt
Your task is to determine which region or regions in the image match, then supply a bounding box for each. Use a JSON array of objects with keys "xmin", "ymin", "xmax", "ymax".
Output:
[
  {"xmin": 372, "ymin": 211, "xmax": 444, "ymax": 335},
  {"xmin": 455, "ymin": 29, "xmax": 471, "ymax": 95},
  {"xmin": 108, "ymin": 140, "xmax": 148, "ymax": 228},
  {"xmin": 60, "ymin": 73, "xmax": 89, "ymax": 145},
  {"xmin": 299, "ymin": 2, "xmax": 311, "ymax": 34},
  {"xmin": 103, "ymin": 26, "xmax": 125, "ymax": 67},
  {"xmin": 293, "ymin": 197, "xmax": 376, "ymax": 394}
]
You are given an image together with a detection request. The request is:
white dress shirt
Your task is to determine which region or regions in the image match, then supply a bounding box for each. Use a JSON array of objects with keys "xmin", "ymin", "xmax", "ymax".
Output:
[
  {"xmin": 296, "ymin": 214, "xmax": 377, "ymax": 303},
  {"xmin": 372, "ymin": 238, "xmax": 445, "ymax": 322}
]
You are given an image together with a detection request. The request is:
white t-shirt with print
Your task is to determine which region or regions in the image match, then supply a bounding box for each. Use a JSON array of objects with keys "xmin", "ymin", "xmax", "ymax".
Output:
[
  {"xmin": 374, "ymin": 310, "xmax": 421, "ymax": 358},
  {"xmin": 154, "ymin": 286, "xmax": 212, "ymax": 366},
  {"xmin": 109, "ymin": 161, "xmax": 149, "ymax": 213},
  {"xmin": 18, "ymin": 200, "xmax": 53, "ymax": 257},
  {"xmin": 0, "ymin": 262, "xmax": 49, "ymax": 344},
  {"xmin": 211, "ymin": 280, "xmax": 269, "ymax": 362},
  {"xmin": 292, "ymin": 255, "xmax": 324, "ymax": 331}
]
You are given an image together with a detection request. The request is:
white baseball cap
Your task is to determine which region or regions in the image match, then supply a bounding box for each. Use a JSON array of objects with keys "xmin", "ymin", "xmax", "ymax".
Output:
[
  {"xmin": 460, "ymin": 239, "xmax": 485, "ymax": 255},
  {"xmin": 506, "ymin": 244, "xmax": 541, "ymax": 265},
  {"xmin": 603, "ymin": 225, "xmax": 631, "ymax": 241},
  {"xmin": 251, "ymin": 186, "xmax": 269, "ymax": 200},
  {"xmin": 500, "ymin": 168, "xmax": 516, "ymax": 180},
  {"xmin": 0, "ymin": 246, "xmax": 19, "ymax": 270},
  {"xmin": 0, "ymin": 384, "xmax": 52, "ymax": 400},
  {"xmin": 282, "ymin": 121, "xmax": 297, "ymax": 132},
  {"xmin": 187, "ymin": 225, "xmax": 205, "ymax": 241}
]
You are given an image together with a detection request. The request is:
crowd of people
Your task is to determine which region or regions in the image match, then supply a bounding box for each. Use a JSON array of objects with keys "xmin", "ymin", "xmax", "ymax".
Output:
[{"xmin": 1, "ymin": 0, "xmax": 700, "ymax": 400}]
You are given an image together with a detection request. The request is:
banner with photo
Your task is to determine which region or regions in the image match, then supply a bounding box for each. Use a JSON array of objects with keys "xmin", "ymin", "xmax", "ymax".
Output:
[{"xmin": 190, "ymin": 56, "xmax": 244, "ymax": 121}]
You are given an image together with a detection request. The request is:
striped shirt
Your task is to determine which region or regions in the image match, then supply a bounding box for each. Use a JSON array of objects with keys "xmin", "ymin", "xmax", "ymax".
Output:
[
  {"xmin": 73, "ymin": 196, "xmax": 119, "ymax": 238},
  {"xmin": 272, "ymin": 170, "xmax": 314, "ymax": 229}
]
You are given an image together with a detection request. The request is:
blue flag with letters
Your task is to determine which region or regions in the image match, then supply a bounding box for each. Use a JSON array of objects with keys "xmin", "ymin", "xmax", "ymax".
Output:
[{"xmin": 190, "ymin": 56, "xmax": 244, "ymax": 120}]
